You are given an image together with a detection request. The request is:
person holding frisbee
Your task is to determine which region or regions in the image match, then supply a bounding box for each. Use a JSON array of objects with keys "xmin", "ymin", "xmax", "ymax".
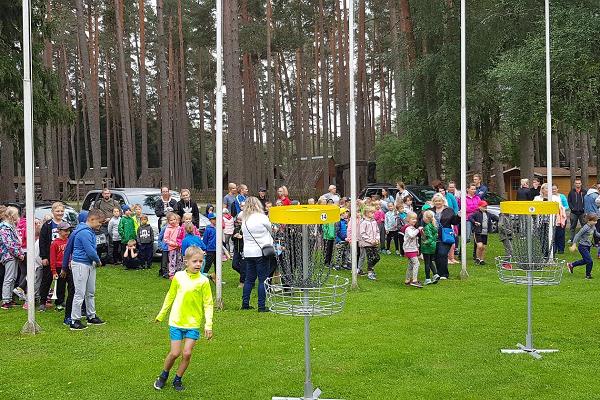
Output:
[{"xmin": 154, "ymin": 246, "xmax": 214, "ymax": 391}]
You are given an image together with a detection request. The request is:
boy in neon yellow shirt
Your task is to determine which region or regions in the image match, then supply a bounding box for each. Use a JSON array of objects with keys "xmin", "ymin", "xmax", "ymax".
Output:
[{"xmin": 154, "ymin": 246, "xmax": 214, "ymax": 391}]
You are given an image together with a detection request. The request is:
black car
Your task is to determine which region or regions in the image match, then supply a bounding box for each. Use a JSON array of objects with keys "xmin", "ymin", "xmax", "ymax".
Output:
[{"xmin": 358, "ymin": 183, "xmax": 436, "ymax": 213}]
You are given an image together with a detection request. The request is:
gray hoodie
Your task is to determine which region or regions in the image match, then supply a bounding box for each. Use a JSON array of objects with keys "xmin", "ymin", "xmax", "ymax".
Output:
[{"xmin": 572, "ymin": 223, "xmax": 600, "ymax": 247}]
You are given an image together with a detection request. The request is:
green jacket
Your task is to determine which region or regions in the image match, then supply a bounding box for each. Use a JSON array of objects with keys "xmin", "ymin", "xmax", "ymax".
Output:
[
  {"xmin": 421, "ymin": 223, "xmax": 438, "ymax": 255},
  {"xmin": 118, "ymin": 215, "xmax": 137, "ymax": 243},
  {"xmin": 322, "ymin": 223, "xmax": 335, "ymax": 240}
]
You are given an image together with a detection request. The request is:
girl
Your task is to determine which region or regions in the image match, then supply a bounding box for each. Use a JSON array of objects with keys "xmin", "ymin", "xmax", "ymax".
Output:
[
  {"xmin": 222, "ymin": 208, "xmax": 235, "ymax": 252},
  {"xmin": 176, "ymin": 213, "xmax": 201, "ymax": 248},
  {"xmin": 231, "ymin": 215, "xmax": 246, "ymax": 287},
  {"xmin": 374, "ymin": 202, "xmax": 386, "ymax": 253},
  {"xmin": 402, "ymin": 212, "xmax": 423, "ymax": 288},
  {"xmin": 403, "ymin": 195, "xmax": 414, "ymax": 213},
  {"xmin": 568, "ymin": 214, "xmax": 600, "ymax": 279},
  {"xmin": 164, "ymin": 213, "xmax": 183, "ymax": 278},
  {"xmin": 395, "ymin": 201, "xmax": 407, "ymax": 257},
  {"xmin": 154, "ymin": 246, "xmax": 214, "ymax": 392},
  {"xmin": 384, "ymin": 202, "xmax": 399, "ymax": 255},
  {"xmin": 358, "ymin": 206, "xmax": 380, "ymax": 281},
  {"xmin": 421, "ymin": 211, "xmax": 440, "ymax": 285},
  {"xmin": 1, "ymin": 207, "xmax": 25, "ymax": 309}
]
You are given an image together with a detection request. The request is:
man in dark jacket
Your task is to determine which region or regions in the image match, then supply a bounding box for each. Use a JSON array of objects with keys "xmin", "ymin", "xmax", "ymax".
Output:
[
  {"xmin": 155, "ymin": 186, "xmax": 178, "ymax": 231},
  {"xmin": 516, "ymin": 178, "xmax": 533, "ymax": 201},
  {"xmin": 568, "ymin": 178, "xmax": 586, "ymax": 242},
  {"xmin": 530, "ymin": 178, "xmax": 541, "ymax": 199}
]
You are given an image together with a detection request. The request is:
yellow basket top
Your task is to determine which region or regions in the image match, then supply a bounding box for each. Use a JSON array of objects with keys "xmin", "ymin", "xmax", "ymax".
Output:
[
  {"xmin": 268, "ymin": 205, "xmax": 341, "ymax": 225},
  {"xmin": 499, "ymin": 201, "xmax": 559, "ymax": 215}
]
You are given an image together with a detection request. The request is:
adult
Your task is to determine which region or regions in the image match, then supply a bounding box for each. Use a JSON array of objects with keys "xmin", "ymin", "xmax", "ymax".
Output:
[
  {"xmin": 530, "ymin": 178, "xmax": 541, "ymax": 199},
  {"xmin": 568, "ymin": 178, "xmax": 586, "ymax": 241},
  {"xmin": 257, "ymin": 187, "xmax": 269, "ymax": 210},
  {"xmin": 223, "ymin": 183, "xmax": 238, "ymax": 217},
  {"xmin": 553, "ymin": 185, "xmax": 568, "ymax": 253},
  {"xmin": 155, "ymin": 186, "xmax": 179, "ymax": 231},
  {"xmin": 234, "ymin": 184, "xmax": 249, "ymax": 216},
  {"xmin": 322, "ymin": 185, "xmax": 341, "ymax": 204},
  {"xmin": 380, "ymin": 188, "xmax": 395, "ymax": 206},
  {"xmin": 516, "ymin": 178, "xmax": 533, "ymax": 201},
  {"xmin": 432, "ymin": 193, "xmax": 460, "ymax": 279},
  {"xmin": 395, "ymin": 181, "xmax": 410, "ymax": 203},
  {"xmin": 277, "ymin": 186, "xmax": 292, "ymax": 206},
  {"xmin": 38, "ymin": 202, "xmax": 67, "ymax": 311},
  {"xmin": 447, "ymin": 181, "xmax": 461, "ymax": 201},
  {"xmin": 534, "ymin": 183, "xmax": 566, "ymax": 254},
  {"xmin": 458, "ymin": 183, "xmax": 481, "ymax": 247},
  {"xmin": 437, "ymin": 184, "xmax": 459, "ymax": 214},
  {"xmin": 241, "ymin": 197, "xmax": 273, "ymax": 312},
  {"xmin": 94, "ymin": 188, "xmax": 121, "ymax": 224},
  {"xmin": 176, "ymin": 189, "xmax": 200, "ymax": 228},
  {"xmin": 583, "ymin": 182, "xmax": 600, "ymax": 255},
  {"xmin": 473, "ymin": 174, "xmax": 488, "ymax": 200}
]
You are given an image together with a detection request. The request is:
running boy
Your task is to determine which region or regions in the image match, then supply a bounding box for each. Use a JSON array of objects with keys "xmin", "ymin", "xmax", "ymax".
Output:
[
  {"xmin": 154, "ymin": 246, "xmax": 214, "ymax": 392},
  {"xmin": 568, "ymin": 214, "xmax": 600, "ymax": 279}
]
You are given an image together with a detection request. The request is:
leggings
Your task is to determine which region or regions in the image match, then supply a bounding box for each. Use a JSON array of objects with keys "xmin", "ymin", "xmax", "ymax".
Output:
[
  {"xmin": 423, "ymin": 253, "xmax": 438, "ymax": 279},
  {"xmin": 324, "ymin": 239, "xmax": 335, "ymax": 266},
  {"xmin": 385, "ymin": 231, "xmax": 399, "ymax": 252},
  {"xmin": 406, "ymin": 256, "xmax": 420, "ymax": 282},
  {"xmin": 363, "ymin": 247, "xmax": 380, "ymax": 272}
]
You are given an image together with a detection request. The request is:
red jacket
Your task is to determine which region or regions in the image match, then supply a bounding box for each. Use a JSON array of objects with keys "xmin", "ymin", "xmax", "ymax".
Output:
[{"xmin": 50, "ymin": 237, "xmax": 68, "ymax": 275}]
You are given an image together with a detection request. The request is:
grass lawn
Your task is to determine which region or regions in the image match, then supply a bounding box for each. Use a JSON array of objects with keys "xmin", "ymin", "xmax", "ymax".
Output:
[{"xmin": 1, "ymin": 236, "xmax": 599, "ymax": 400}]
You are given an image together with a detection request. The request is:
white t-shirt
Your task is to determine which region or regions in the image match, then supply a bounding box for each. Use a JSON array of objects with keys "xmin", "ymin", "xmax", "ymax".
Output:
[
  {"xmin": 242, "ymin": 213, "xmax": 274, "ymax": 258},
  {"xmin": 323, "ymin": 193, "xmax": 341, "ymax": 204}
]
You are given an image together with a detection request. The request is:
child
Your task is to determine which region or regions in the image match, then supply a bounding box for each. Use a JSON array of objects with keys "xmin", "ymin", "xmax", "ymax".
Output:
[
  {"xmin": 181, "ymin": 223, "xmax": 206, "ymax": 259},
  {"xmin": 164, "ymin": 213, "xmax": 183, "ymax": 278},
  {"xmin": 307, "ymin": 198, "xmax": 316, "ymax": 205},
  {"xmin": 264, "ymin": 201, "xmax": 272, "ymax": 215},
  {"xmin": 0, "ymin": 207, "xmax": 25, "ymax": 309},
  {"xmin": 118, "ymin": 205, "xmax": 137, "ymax": 250},
  {"xmin": 402, "ymin": 212, "xmax": 423, "ymax": 288},
  {"xmin": 22, "ymin": 219, "xmax": 42, "ymax": 310},
  {"xmin": 107, "ymin": 207, "xmax": 122, "ymax": 264},
  {"xmin": 38, "ymin": 202, "xmax": 66, "ymax": 311},
  {"xmin": 123, "ymin": 239, "xmax": 143, "ymax": 270},
  {"xmin": 568, "ymin": 214, "xmax": 600, "ymax": 279},
  {"xmin": 374, "ymin": 202, "xmax": 386, "ymax": 253},
  {"xmin": 334, "ymin": 208, "xmax": 350, "ymax": 270},
  {"xmin": 222, "ymin": 208, "xmax": 235, "ymax": 252},
  {"xmin": 384, "ymin": 202, "xmax": 399, "ymax": 255},
  {"xmin": 158, "ymin": 224, "xmax": 169, "ymax": 279},
  {"xmin": 50, "ymin": 223, "xmax": 72, "ymax": 307},
  {"xmin": 133, "ymin": 204, "xmax": 143, "ymax": 232},
  {"xmin": 137, "ymin": 215, "xmax": 154, "ymax": 269},
  {"xmin": 231, "ymin": 215, "xmax": 246, "ymax": 287},
  {"xmin": 469, "ymin": 200, "xmax": 498, "ymax": 265},
  {"xmin": 396, "ymin": 202, "xmax": 407, "ymax": 257},
  {"xmin": 202, "ymin": 213, "xmax": 217, "ymax": 278},
  {"xmin": 498, "ymin": 214, "xmax": 514, "ymax": 257},
  {"xmin": 154, "ymin": 246, "xmax": 214, "ymax": 392},
  {"xmin": 176, "ymin": 213, "xmax": 201, "ymax": 249},
  {"xmin": 358, "ymin": 206, "xmax": 380, "ymax": 280},
  {"xmin": 421, "ymin": 211, "xmax": 440, "ymax": 285},
  {"xmin": 322, "ymin": 219, "xmax": 336, "ymax": 267},
  {"xmin": 403, "ymin": 195, "xmax": 414, "ymax": 213}
]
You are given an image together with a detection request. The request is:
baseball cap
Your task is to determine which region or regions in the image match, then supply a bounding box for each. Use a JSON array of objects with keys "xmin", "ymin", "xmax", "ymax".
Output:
[
  {"xmin": 479, "ymin": 200, "xmax": 488, "ymax": 207},
  {"xmin": 121, "ymin": 204, "xmax": 131, "ymax": 212},
  {"xmin": 207, "ymin": 213, "xmax": 216, "ymax": 220},
  {"xmin": 259, "ymin": 187, "xmax": 267, "ymax": 192},
  {"xmin": 57, "ymin": 222, "xmax": 72, "ymax": 230},
  {"xmin": 339, "ymin": 207, "xmax": 348, "ymax": 215}
]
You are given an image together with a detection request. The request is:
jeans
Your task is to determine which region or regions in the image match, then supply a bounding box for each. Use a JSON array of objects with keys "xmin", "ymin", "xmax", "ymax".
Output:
[
  {"xmin": 573, "ymin": 245, "xmax": 594, "ymax": 277},
  {"xmin": 242, "ymin": 256, "xmax": 269, "ymax": 310},
  {"xmin": 435, "ymin": 242, "xmax": 452, "ymax": 278},
  {"xmin": 569, "ymin": 212, "xmax": 585, "ymax": 240},
  {"xmin": 138, "ymin": 243, "xmax": 153, "ymax": 267},
  {"xmin": 378, "ymin": 222, "xmax": 386, "ymax": 250},
  {"xmin": 71, "ymin": 261, "xmax": 96, "ymax": 321},
  {"xmin": 232, "ymin": 250, "xmax": 246, "ymax": 283},
  {"xmin": 554, "ymin": 226, "xmax": 566, "ymax": 253},
  {"xmin": 203, "ymin": 251, "xmax": 216, "ymax": 274}
]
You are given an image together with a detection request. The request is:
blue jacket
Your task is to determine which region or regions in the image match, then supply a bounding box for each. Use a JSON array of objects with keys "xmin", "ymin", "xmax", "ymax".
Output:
[
  {"xmin": 157, "ymin": 225, "xmax": 168, "ymax": 252},
  {"xmin": 61, "ymin": 222, "xmax": 100, "ymax": 271},
  {"xmin": 475, "ymin": 184, "xmax": 488, "ymax": 200},
  {"xmin": 446, "ymin": 193, "xmax": 459, "ymax": 214},
  {"xmin": 584, "ymin": 189, "xmax": 599, "ymax": 214},
  {"xmin": 202, "ymin": 224, "xmax": 217, "ymax": 252},
  {"xmin": 335, "ymin": 219, "xmax": 348, "ymax": 243},
  {"xmin": 181, "ymin": 234, "xmax": 206, "ymax": 257}
]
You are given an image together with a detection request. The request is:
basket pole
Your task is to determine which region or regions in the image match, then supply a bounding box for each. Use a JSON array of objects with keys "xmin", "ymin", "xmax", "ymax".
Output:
[
  {"xmin": 301, "ymin": 225, "xmax": 314, "ymax": 399},
  {"xmin": 526, "ymin": 216, "xmax": 534, "ymax": 349}
]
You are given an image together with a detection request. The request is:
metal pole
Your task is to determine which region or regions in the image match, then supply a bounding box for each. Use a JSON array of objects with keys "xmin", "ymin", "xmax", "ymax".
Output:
[
  {"xmin": 301, "ymin": 225, "xmax": 313, "ymax": 399},
  {"xmin": 459, "ymin": 0, "xmax": 468, "ymax": 277},
  {"xmin": 545, "ymin": 0, "xmax": 553, "ymax": 254},
  {"xmin": 21, "ymin": 0, "xmax": 41, "ymax": 334},
  {"xmin": 348, "ymin": 0, "xmax": 358, "ymax": 289},
  {"xmin": 526, "ymin": 216, "xmax": 533, "ymax": 350},
  {"xmin": 215, "ymin": 0, "xmax": 224, "ymax": 309}
]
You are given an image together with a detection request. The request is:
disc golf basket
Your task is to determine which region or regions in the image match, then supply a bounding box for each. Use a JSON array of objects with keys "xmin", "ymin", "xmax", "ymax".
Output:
[
  {"xmin": 266, "ymin": 205, "xmax": 349, "ymax": 400},
  {"xmin": 495, "ymin": 201, "xmax": 565, "ymax": 359}
]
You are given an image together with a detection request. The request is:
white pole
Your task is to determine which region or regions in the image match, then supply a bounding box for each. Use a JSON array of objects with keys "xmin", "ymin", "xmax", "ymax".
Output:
[
  {"xmin": 215, "ymin": 0, "xmax": 224, "ymax": 309},
  {"xmin": 459, "ymin": 0, "xmax": 468, "ymax": 278},
  {"xmin": 348, "ymin": 0, "xmax": 358, "ymax": 289},
  {"xmin": 22, "ymin": 0, "xmax": 41, "ymax": 334},
  {"xmin": 545, "ymin": 0, "xmax": 553, "ymax": 251}
]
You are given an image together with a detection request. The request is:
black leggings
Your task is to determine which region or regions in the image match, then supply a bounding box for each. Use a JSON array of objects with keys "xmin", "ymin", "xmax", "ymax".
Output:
[
  {"xmin": 386, "ymin": 231, "xmax": 399, "ymax": 252},
  {"xmin": 324, "ymin": 239, "xmax": 335, "ymax": 266},
  {"xmin": 423, "ymin": 253, "xmax": 438, "ymax": 279},
  {"xmin": 39, "ymin": 265, "xmax": 53, "ymax": 304}
]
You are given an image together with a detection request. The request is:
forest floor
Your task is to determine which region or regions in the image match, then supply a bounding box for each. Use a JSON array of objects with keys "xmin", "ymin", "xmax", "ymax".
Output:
[{"xmin": 1, "ymin": 237, "xmax": 599, "ymax": 400}]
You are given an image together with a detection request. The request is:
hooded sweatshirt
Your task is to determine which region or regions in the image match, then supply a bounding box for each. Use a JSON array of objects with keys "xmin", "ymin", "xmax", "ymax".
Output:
[
  {"xmin": 402, "ymin": 225, "xmax": 421, "ymax": 254},
  {"xmin": 584, "ymin": 188, "xmax": 600, "ymax": 215},
  {"xmin": 223, "ymin": 214, "xmax": 235, "ymax": 235},
  {"xmin": 61, "ymin": 222, "xmax": 100, "ymax": 271},
  {"xmin": 0, "ymin": 221, "xmax": 23, "ymax": 263},
  {"xmin": 358, "ymin": 218, "xmax": 379, "ymax": 248}
]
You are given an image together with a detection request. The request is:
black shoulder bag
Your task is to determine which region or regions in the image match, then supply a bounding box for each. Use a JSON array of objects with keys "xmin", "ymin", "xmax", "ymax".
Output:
[{"xmin": 244, "ymin": 221, "xmax": 276, "ymax": 257}]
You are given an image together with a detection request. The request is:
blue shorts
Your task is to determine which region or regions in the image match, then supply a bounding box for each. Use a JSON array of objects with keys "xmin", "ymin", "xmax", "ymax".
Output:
[{"xmin": 169, "ymin": 326, "xmax": 200, "ymax": 341}]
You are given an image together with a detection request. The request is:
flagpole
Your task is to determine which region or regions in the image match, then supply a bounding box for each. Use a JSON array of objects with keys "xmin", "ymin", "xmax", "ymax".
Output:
[
  {"xmin": 459, "ymin": 0, "xmax": 468, "ymax": 278},
  {"xmin": 215, "ymin": 0, "xmax": 224, "ymax": 309},
  {"xmin": 545, "ymin": 0, "xmax": 553, "ymax": 250},
  {"xmin": 348, "ymin": 0, "xmax": 358, "ymax": 289}
]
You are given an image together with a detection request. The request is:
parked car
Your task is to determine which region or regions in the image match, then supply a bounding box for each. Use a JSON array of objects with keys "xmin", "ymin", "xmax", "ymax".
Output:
[
  {"xmin": 81, "ymin": 188, "xmax": 209, "ymax": 257},
  {"xmin": 358, "ymin": 183, "xmax": 436, "ymax": 213}
]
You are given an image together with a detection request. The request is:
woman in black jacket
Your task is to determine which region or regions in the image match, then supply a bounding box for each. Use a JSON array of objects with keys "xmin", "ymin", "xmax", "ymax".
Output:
[
  {"xmin": 176, "ymin": 188, "xmax": 200, "ymax": 228},
  {"xmin": 431, "ymin": 193, "xmax": 460, "ymax": 279}
]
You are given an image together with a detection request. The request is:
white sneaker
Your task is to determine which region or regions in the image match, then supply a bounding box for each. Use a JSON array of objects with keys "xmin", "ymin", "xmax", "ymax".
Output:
[
  {"xmin": 367, "ymin": 272, "xmax": 377, "ymax": 280},
  {"xmin": 13, "ymin": 287, "xmax": 26, "ymax": 301},
  {"xmin": 424, "ymin": 278, "xmax": 432, "ymax": 285},
  {"xmin": 395, "ymin": 251, "xmax": 400, "ymax": 255},
  {"xmin": 439, "ymin": 276, "xmax": 448, "ymax": 280},
  {"xmin": 433, "ymin": 274, "xmax": 441, "ymax": 283},
  {"xmin": 386, "ymin": 250, "xmax": 391, "ymax": 255}
]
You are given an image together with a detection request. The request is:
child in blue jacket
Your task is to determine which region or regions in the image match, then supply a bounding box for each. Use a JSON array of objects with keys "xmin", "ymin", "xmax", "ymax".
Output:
[{"xmin": 202, "ymin": 214, "xmax": 217, "ymax": 278}]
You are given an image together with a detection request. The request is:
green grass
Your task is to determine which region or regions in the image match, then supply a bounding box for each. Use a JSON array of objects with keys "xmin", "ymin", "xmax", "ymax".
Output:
[{"xmin": 1, "ymin": 237, "xmax": 599, "ymax": 400}]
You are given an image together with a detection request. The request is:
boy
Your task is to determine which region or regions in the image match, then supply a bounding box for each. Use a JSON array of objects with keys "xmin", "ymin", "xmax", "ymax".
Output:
[
  {"xmin": 118, "ymin": 205, "xmax": 137, "ymax": 247},
  {"xmin": 154, "ymin": 246, "xmax": 213, "ymax": 392},
  {"xmin": 334, "ymin": 208, "xmax": 350, "ymax": 270},
  {"xmin": 107, "ymin": 207, "xmax": 122, "ymax": 265},
  {"xmin": 133, "ymin": 204, "xmax": 143, "ymax": 232},
  {"xmin": 137, "ymin": 215, "xmax": 154, "ymax": 269},
  {"xmin": 49, "ymin": 222, "xmax": 71, "ymax": 310},
  {"xmin": 201, "ymin": 213, "xmax": 217, "ymax": 278},
  {"xmin": 157, "ymin": 224, "xmax": 169, "ymax": 279},
  {"xmin": 469, "ymin": 200, "xmax": 498, "ymax": 265},
  {"xmin": 568, "ymin": 214, "xmax": 600, "ymax": 279},
  {"xmin": 181, "ymin": 223, "xmax": 206, "ymax": 259},
  {"xmin": 61, "ymin": 209, "xmax": 105, "ymax": 330},
  {"xmin": 123, "ymin": 239, "xmax": 143, "ymax": 270},
  {"xmin": 322, "ymin": 220, "xmax": 335, "ymax": 267}
]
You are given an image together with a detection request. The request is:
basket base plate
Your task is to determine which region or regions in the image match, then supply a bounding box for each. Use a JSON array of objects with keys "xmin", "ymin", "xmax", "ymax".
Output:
[{"xmin": 501, "ymin": 343, "xmax": 559, "ymax": 359}]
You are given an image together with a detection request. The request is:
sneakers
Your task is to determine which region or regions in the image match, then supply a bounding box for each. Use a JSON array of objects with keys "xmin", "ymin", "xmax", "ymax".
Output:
[
  {"xmin": 432, "ymin": 274, "xmax": 441, "ymax": 284},
  {"xmin": 357, "ymin": 270, "xmax": 366, "ymax": 276},
  {"xmin": 567, "ymin": 263, "xmax": 574, "ymax": 274},
  {"xmin": 409, "ymin": 281, "xmax": 423, "ymax": 288},
  {"xmin": 258, "ymin": 308, "xmax": 270, "ymax": 313},
  {"xmin": 424, "ymin": 278, "xmax": 432, "ymax": 285},
  {"xmin": 13, "ymin": 287, "xmax": 26, "ymax": 301},
  {"xmin": 367, "ymin": 271, "xmax": 377, "ymax": 280},
  {"xmin": 154, "ymin": 375, "xmax": 168, "ymax": 390},
  {"xmin": 474, "ymin": 258, "xmax": 481, "ymax": 265},
  {"xmin": 55, "ymin": 304, "xmax": 65, "ymax": 311},
  {"xmin": 395, "ymin": 250, "xmax": 400, "ymax": 256},
  {"xmin": 386, "ymin": 250, "xmax": 391, "ymax": 255},
  {"xmin": 173, "ymin": 379, "xmax": 185, "ymax": 391},
  {"xmin": 22, "ymin": 302, "xmax": 29, "ymax": 310},
  {"xmin": 69, "ymin": 320, "xmax": 88, "ymax": 331},
  {"xmin": 586, "ymin": 275, "xmax": 593, "ymax": 280},
  {"xmin": 87, "ymin": 316, "xmax": 106, "ymax": 325},
  {"xmin": 241, "ymin": 305, "xmax": 255, "ymax": 310},
  {"xmin": 479, "ymin": 260, "xmax": 486, "ymax": 266},
  {"xmin": 38, "ymin": 304, "xmax": 46, "ymax": 312},
  {"xmin": 63, "ymin": 317, "xmax": 72, "ymax": 326},
  {"xmin": 439, "ymin": 276, "xmax": 448, "ymax": 280},
  {"xmin": 1, "ymin": 302, "xmax": 13, "ymax": 310}
]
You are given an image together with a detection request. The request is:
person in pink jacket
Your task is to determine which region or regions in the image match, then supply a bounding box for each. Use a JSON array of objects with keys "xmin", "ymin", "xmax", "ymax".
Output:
[
  {"xmin": 359, "ymin": 206, "xmax": 380, "ymax": 281},
  {"xmin": 222, "ymin": 208, "xmax": 235, "ymax": 252},
  {"xmin": 458, "ymin": 183, "xmax": 481, "ymax": 249},
  {"xmin": 176, "ymin": 213, "xmax": 201, "ymax": 248},
  {"xmin": 164, "ymin": 213, "xmax": 182, "ymax": 278},
  {"xmin": 373, "ymin": 202, "xmax": 386, "ymax": 253}
]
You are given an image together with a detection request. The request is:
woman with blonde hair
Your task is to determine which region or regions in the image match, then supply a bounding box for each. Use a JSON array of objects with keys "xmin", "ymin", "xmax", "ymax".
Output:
[
  {"xmin": 277, "ymin": 186, "xmax": 292, "ymax": 206},
  {"xmin": 241, "ymin": 197, "xmax": 273, "ymax": 312}
]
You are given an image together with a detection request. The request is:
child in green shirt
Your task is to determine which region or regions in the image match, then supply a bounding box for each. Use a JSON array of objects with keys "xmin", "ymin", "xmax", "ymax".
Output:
[
  {"xmin": 421, "ymin": 210, "xmax": 440, "ymax": 285},
  {"xmin": 154, "ymin": 246, "xmax": 214, "ymax": 392}
]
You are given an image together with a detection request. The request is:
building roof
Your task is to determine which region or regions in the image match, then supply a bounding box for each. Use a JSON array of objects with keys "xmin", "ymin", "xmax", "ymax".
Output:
[{"xmin": 498, "ymin": 166, "xmax": 598, "ymax": 177}]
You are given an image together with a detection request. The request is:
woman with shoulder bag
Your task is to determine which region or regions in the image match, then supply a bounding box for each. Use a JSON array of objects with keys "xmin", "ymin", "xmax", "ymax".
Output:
[
  {"xmin": 432, "ymin": 193, "xmax": 460, "ymax": 279},
  {"xmin": 241, "ymin": 197, "xmax": 274, "ymax": 312}
]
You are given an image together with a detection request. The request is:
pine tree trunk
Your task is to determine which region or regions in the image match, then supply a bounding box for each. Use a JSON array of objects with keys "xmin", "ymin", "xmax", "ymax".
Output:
[
  {"xmin": 177, "ymin": 0, "xmax": 192, "ymax": 189},
  {"xmin": 265, "ymin": 0, "xmax": 275, "ymax": 194},
  {"xmin": 519, "ymin": 129, "xmax": 535, "ymax": 182},
  {"xmin": 0, "ymin": 120, "xmax": 15, "ymax": 201},
  {"xmin": 568, "ymin": 128, "xmax": 578, "ymax": 185},
  {"xmin": 138, "ymin": 0, "xmax": 149, "ymax": 185},
  {"xmin": 580, "ymin": 130, "xmax": 589, "ymax": 188},
  {"xmin": 157, "ymin": 0, "xmax": 172, "ymax": 187}
]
